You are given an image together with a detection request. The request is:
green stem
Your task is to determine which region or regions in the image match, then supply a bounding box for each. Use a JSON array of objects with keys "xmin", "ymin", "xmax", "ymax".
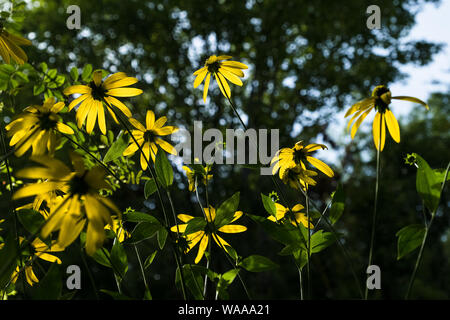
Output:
[
  {"xmin": 134, "ymin": 244, "xmax": 151, "ymax": 298},
  {"xmin": 60, "ymin": 132, "xmax": 122, "ymax": 183},
  {"xmin": 80, "ymin": 248, "xmax": 100, "ymax": 300},
  {"xmin": 102, "ymin": 98, "xmax": 187, "ymax": 300},
  {"xmin": 297, "ymin": 183, "xmax": 364, "ymax": 299},
  {"xmin": 305, "ymin": 189, "xmax": 311, "ymax": 299},
  {"xmin": 405, "ymin": 161, "xmax": 450, "ymax": 299},
  {"xmin": 365, "ymin": 134, "xmax": 381, "ymax": 300}
]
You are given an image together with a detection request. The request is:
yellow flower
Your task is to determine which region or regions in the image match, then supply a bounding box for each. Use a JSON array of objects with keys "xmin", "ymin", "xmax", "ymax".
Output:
[
  {"xmin": 11, "ymin": 237, "xmax": 64, "ymax": 286},
  {"xmin": 63, "ymin": 70, "xmax": 143, "ymax": 135},
  {"xmin": 0, "ymin": 219, "xmax": 4, "ymax": 250},
  {"xmin": 345, "ymin": 85, "xmax": 429, "ymax": 151},
  {"xmin": 123, "ymin": 110, "xmax": 178, "ymax": 170},
  {"xmin": 15, "ymin": 191, "xmax": 58, "ymax": 219},
  {"xmin": 170, "ymin": 207, "xmax": 247, "ymax": 264},
  {"xmin": 271, "ymin": 141, "xmax": 333, "ymax": 190},
  {"xmin": 5, "ymin": 97, "xmax": 74, "ymax": 157},
  {"xmin": 12, "ymin": 152, "xmax": 120, "ymax": 255},
  {"xmin": 267, "ymin": 203, "xmax": 314, "ymax": 229},
  {"xmin": 105, "ymin": 216, "xmax": 129, "ymax": 243},
  {"xmin": 280, "ymin": 164, "xmax": 318, "ymax": 190},
  {"xmin": 0, "ymin": 24, "xmax": 31, "ymax": 65},
  {"xmin": 182, "ymin": 164, "xmax": 212, "ymax": 192},
  {"xmin": 193, "ymin": 55, "xmax": 248, "ymax": 102}
]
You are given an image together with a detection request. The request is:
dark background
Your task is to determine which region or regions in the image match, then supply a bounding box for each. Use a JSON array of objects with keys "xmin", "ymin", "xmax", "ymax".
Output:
[{"xmin": 1, "ymin": 0, "xmax": 449, "ymax": 299}]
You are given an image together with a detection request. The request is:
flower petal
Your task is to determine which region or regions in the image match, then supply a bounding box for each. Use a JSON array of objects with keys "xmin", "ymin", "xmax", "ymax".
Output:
[{"xmin": 384, "ymin": 110, "xmax": 400, "ymax": 143}]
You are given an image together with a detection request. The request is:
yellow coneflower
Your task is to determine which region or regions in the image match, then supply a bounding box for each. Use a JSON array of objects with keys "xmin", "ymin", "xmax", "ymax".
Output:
[
  {"xmin": 271, "ymin": 141, "xmax": 334, "ymax": 179},
  {"xmin": 11, "ymin": 237, "xmax": 64, "ymax": 286},
  {"xmin": 105, "ymin": 216, "xmax": 129, "ymax": 243},
  {"xmin": 193, "ymin": 55, "xmax": 248, "ymax": 102},
  {"xmin": 280, "ymin": 164, "xmax": 318, "ymax": 190},
  {"xmin": 5, "ymin": 97, "xmax": 74, "ymax": 157},
  {"xmin": 123, "ymin": 110, "xmax": 178, "ymax": 170},
  {"xmin": 13, "ymin": 152, "xmax": 120, "ymax": 255},
  {"xmin": 63, "ymin": 70, "xmax": 142, "ymax": 135},
  {"xmin": 0, "ymin": 23, "xmax": 31, "ymax": 65},
  {"xmin": 182, "ymin": 164, "xmax": 212, "ymax": 192},
  {"xmin": 170, "ymin": 207, "xmax": 246, "ymax": 264},
  {"xmin": 267, "ymin": 203, "xmax": 314, "ymax": 229},
  {"xmin": 345, "ymin": 85, "xmax": 429, "ymax": 151}
]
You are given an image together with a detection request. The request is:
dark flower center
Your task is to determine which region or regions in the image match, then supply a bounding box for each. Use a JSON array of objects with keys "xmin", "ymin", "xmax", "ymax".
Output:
[
  {"xmin": 205, "ymin": 221, "xmax": 216, "ymax": 234},
  {"xmin": 372, "ymin": 85, "xmax": 391, "ymax": 113},
  {"xmin": 293, "ymin": 149, "xmax": 306, "ymax": 164},
  {"xmin": 89, "ymin": 81, "xmax": 106, "ymax": 101},
  {"xmin": 144, "ymin": 130, "xmax": 157, "ymax": 142},
  {"xmin": 69, "ymin": 173, "xmax": 90, "ymax": 195},
  {"xmin": 207, "ymin": 61, "xmax": 221, "ymax": 74},
  {"xmin": 39, "ymin": 112, "xmax": 58, "ymax": 130}
]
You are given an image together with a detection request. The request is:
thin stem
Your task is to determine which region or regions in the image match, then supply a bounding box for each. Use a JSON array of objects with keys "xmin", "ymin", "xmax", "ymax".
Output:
[
  {"xmin": 80, "ymin": 248, "xmax": 100, "ymax": 300},
  {"xmin": 405, "ymin": 161, "xmax": 450, "ymax": 299},
  {"xmin": 211, "ymin": 232, "xmax": 252, "ymax": 300},
  {"xmin": 134, "ymin": 244, "xmax": 151, "ymax": 298},
  {"xmin": 292, "ymin": 258, "xmax": 304, "ymax": 300},
  {"xmin": 203, "ymin": 241, "xmax": 211, "ymax": 298},
  {"xmin": 305, "ymin": 189, "xmax": 311, "ymax": 299},
  {"xmin": 365, "ymin": 135, "xmax": 381, "ymax": 300},
  {"xmin": 404, "ymin": 217, "xmax": 432, "ymax": 300},
  {"xmin": 60, "ymin": 132, "xmax": 122, "ymax": 183},
  {"xmin": 193, "ymin": 178, "xmax": 251, "ymax": 299},
  {"xmin": 194, "ymin": 178, "xmax": 211, "ymax": 299},
  {"xmin": 102, "ymin": 98, "xmax": 187, "ymax": 299},
  {"xmin": 217, "ymin": 76, "xmax": 361, "ymax": 298},
  {"xmin": 297, "ymin": 183, "xmax": 364, "ymax": 299}
]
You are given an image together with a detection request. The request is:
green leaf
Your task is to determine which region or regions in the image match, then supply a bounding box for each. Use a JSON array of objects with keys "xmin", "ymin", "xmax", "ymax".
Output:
[
  {"xmin": 40, "ymin": 62, "xmax": 48, "ymax": 73},
  {"xmin": 0, "ymin": 235, "xmax": 18, "ymax": 290},
  {"xmin": 103, "ymin": 131, "xmax": 128, "ymax": 163},
  {"xmin": 175, "ymin": 265, "xmax": 218, "ymax": 300},
  {"xmin": 70, "ymin": 67, "xmax": 79, "ymax": 81},
  {"xmin": 91, "ymin": 248, "xmax": 112, "ymax": 268},
  {"xmin": 81, "ymin": 64, "xmax": 93, "ymax": 82},
  {"xmin": 433, "ymin": 168, "xmax": 450, "ymax": 187},
  {"xmin": 216, "ymin": 269, "xmax": 240, "ymax": 299},
  {"xmin": 30, "ymin": 264, "xmax": 62, "ymax": 300},
  {"xmin": 248, "ymin": 214, "xmax": 304, "ymax": 248},
  {"xmin": 396, "ymin": 224, "xmax": 426, "ymax": 260},
  {"xmin": 224, "ymin": 245, "xmax": 238, "ymax": 262},
  {"xmin": 144, "ymin": 288, "xmax": 152, "ymax": 300},
  {"xmin": 144, "ymin": 251, "xmax": 158, "ymax": 270},
  {"xmin": 144, "ymin": 179, "xmax": 157, "ymax": 199},
  {"xmin": 110, "ymin": 241, "xmax": 128, "ymax": 277},
  {"xmin": 215, "ymin": 192, "xmax": 240, "ymax": 229},
  {"xmin": 184, "ymin": 217, "xmax": 207, "ymax": 236},
  {"xmin": 47, "ymin": 69, "xmax": 57, "ymax": 80},
  {"xmin": 415, "ymin": 154, "xmax": 441, "ymax": 213},
  {"xmin": 125, "ymin": 211, "xmax": 160, "ymax": 224},
  {"xmin": 293, "ymin": 249, "xmax": 308, "ymax": 270},
  {"xmin": 329, "ymin": 184, "xmax": 345, "ymax": 225},
  {"xmin": 278, "ymin": 243, "xmax": 302, "ymax": 256},
  {"xmin": 261, "ymin": 193, "xmax": 277, "ymax": 217},
  {"xmin": 238, "ymin": 255, "xmax": 279, "ymax": 272},
  {"xmin": 17, "ymin": 209, "xmax": 45, "ymax": 235},
  {"xmin": 310, "ymin": 230, "xmax": 336, "ymax": 254},
  {"xmin": 157, "ymin": 227, "xmax": 168, "ymax": 249},
  {"xmin": 125, "ymin": 221, "xmax": 161, "ymax": 244},
  {"xmin": 155, "ymin": 149, "xmax": 173, "ymax": 188}
]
